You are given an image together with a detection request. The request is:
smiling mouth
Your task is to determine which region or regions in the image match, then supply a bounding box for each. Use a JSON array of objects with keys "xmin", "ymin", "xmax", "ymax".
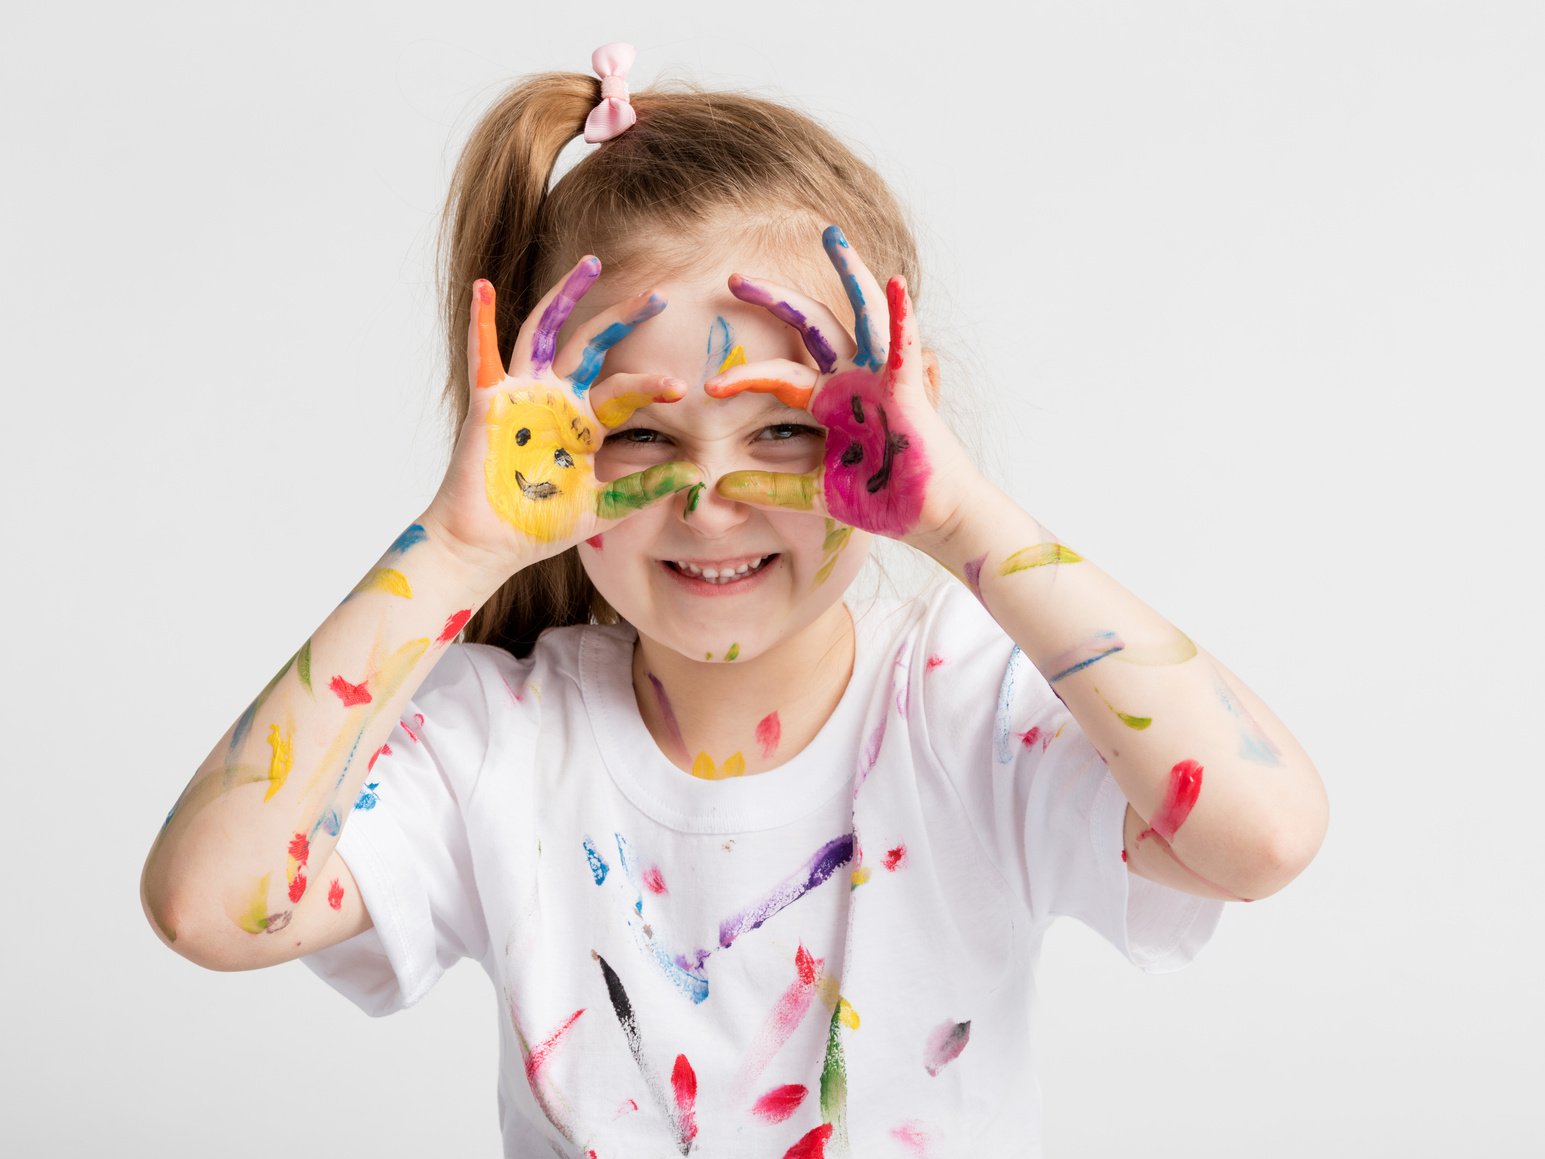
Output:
[
  {"xmin": 664, "ymin": 554, "xmax": 779, "ymax": 584},
  {"xmin": 515, "ymin": 471, "xmax": 559, "ymax": 500}
]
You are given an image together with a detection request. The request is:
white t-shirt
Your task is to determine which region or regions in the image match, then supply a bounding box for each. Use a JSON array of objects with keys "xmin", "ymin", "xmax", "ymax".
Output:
[{"xmin": 304, "ymin": 581, "xmax": 1223, "ymax": 1157}]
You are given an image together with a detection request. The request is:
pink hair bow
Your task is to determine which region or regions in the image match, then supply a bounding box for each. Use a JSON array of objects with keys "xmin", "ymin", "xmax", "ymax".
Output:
[{"xmin": 583, "ymin": 42, "xmax": 637, "ymax": 143}]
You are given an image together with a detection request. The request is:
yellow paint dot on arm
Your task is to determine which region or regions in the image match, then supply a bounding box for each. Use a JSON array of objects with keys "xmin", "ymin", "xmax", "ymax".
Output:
[
  {"xmin": 263, "ymin": 722, "xmax": 294, "ymax": 802},
  {"xmin": 725, "ymin": 643, "xmax": 740, "ymax": 661}
]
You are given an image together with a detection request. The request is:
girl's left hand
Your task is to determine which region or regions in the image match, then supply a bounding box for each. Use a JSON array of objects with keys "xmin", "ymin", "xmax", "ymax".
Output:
[{"xmin": 704, "ymin": 226, "xmax": 983, "ymax": 554}]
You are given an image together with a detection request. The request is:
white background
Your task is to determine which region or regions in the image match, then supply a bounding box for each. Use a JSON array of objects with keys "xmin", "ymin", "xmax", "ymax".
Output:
[{"xmin": 4, "ymin": 1, "xmax": 1540, "ymax": 1155}]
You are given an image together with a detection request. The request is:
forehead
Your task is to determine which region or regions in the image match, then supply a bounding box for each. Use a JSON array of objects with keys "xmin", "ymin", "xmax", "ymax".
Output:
[{"xmin": 562, "ymin": 249, "xmax": 847, "ymax": 379}]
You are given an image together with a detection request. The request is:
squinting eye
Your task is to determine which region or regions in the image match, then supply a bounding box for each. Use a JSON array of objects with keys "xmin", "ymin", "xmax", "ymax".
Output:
[
  {"xmin": 757, "ymin": 423, "xmax": 824, "ymax": 442},
  {"xmin": 603, "ymin": 428, "xmax": 668, "ymax": 446}
]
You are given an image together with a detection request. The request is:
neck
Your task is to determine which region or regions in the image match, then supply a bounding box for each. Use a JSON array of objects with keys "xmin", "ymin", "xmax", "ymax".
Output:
[{"xmin": 631, "ymin": 601, "xmax": 855, "ymax": 779}]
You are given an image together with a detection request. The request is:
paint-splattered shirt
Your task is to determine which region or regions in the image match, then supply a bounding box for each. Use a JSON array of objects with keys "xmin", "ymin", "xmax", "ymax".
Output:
[{"xmin": 303, "ymin": 582, "xmax": 1223, "ymax": 1157}]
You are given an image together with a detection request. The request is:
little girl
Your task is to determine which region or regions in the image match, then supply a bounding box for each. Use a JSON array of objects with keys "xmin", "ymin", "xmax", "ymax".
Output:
[{"xmin": 141, "ymin": 43, "xmax": 1327, "ymax": 1157}]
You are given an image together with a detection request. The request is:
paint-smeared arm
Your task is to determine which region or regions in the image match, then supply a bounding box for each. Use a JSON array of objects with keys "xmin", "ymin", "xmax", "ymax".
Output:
[{"xmin": 707, "ymin": 226, "xmax": 1327, "ymax": 903}]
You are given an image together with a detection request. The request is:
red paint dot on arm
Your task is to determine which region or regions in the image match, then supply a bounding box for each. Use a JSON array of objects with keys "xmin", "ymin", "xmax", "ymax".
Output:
[
  {"xmin": 437, "ymin": 609, "xmax": 472, "ymax": 644},
  {"xmin": 328, "ymin": 675, "xmax": 372, "ymax": 706},
  {"xmin": 288, "ymin": 872, "xmax": 307, "ymax": 903},
  {"xmin": 327, "ymin": 878, "xmax": 344, "ymax": 909},
  {"xmin": 288, "ymin": 833, "xmax": 310, "ymax": 865}
]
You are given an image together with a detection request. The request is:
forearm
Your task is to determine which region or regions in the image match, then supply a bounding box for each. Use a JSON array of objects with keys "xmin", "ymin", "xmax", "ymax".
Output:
[
  {"xmin": 918, "ymin": 482, "xmax": 1327, "ymax": 900},
  {"xmin": 141, "ymin": 515, "xmax": 508, "ymax": 966}
]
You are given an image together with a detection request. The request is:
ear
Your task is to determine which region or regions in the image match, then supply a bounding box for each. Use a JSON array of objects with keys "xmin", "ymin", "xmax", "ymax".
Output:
[{"xmin": 922, "ymin": 348, "xmax": 941, "ymax": 408}]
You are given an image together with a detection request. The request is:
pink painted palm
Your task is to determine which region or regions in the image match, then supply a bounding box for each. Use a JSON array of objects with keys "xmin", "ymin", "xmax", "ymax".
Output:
[{"xmin": 705, "ymin": 226, "xmax": 978, "ymax": 549}]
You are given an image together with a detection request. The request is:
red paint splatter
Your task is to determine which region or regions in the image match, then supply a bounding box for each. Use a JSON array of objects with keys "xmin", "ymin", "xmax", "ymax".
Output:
[
  {"xmin": 783, "ymin": 1123, "xmax": 834, "ymax": 1159},
  {"xmin": 884, "ymin": 844, "xmax": 907, "ymax": 871},
  {"xmin": 756, "ymin": 711, "xmax": 782, "ymax": 758},
  {"xmin": 672, "ymin": 1054, "xmax": 698, "ymax": 1146},
  {"xmin": 1120, "ymin": 849, "xmax": 1128, "ymax": 862},
  {"xmin": 288, "ymin": 872, "xmax": 307, "ymax": 903},
  {"xmin": 925, "ymin": 654, "xmax": 945, "ymax": 671},
  {"xmin": 289, "ymin": 833, "xmax": 310, "ymax": 866},
  {"xmin": 399, "ymin": 713, "xmax": 423, "ymax": 743},
  {"xmin": 367, "ymin": 743, "xmax": 391, "ymax": 772},
  {"xmin": 328, "ymin": 675, "xmax": 372, "ymax": 706},
  {"xmin": 437, "ymin": 609, "xmax": 472, "ymax": 644},
  {"xmin": 752, "ymin": 1083, "xmax": 807, "ymax": 1123},
  {"xmin": 643, "ymin": 867, "xmax": 667, "ymax": 894},
  {"xmin": 614, "ymin": 1098, "xmax": 638, "ymax": 1117},
  {"xmin": 796, "ymin": 943, "xmax": 816, "ymax": 985},
  {"xmin": 327, "ymin": 878, "xmax": 344, "ymax": 909},
  {"xmin": 1145, "ymin": 759, "xmax": 1204, "ymax": 842},
  {"xmin": 586, "ymin": 534, "xmax": 604, "ymax": 550},
  {"xmin": 1018, "ymin": 726, "xmax": 1052, "ymax": 751}
]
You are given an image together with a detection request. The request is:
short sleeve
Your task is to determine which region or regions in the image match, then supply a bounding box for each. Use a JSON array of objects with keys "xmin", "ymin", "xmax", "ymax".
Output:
[
  {"xmin": 301, "ymin": 644, "xmax": 494, "ymax": 1014},
  {"xmin": 918, "ymin": 584, "xmax": 1223, "ymax": 974}
]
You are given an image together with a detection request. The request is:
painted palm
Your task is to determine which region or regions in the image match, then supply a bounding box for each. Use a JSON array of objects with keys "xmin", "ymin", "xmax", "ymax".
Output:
[
  {"xmin": 445, "ymin": 258, "xmax": 700, "ymax": 560},
  {"xmin": 705, "ymin": 227, "xmax": 974, "ymax": 544}
]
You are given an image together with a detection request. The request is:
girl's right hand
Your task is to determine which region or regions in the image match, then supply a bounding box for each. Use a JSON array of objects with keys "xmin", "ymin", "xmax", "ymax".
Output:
[{"xmin": 424, "ymin": 257, "xmax": 701, "ymax": 579}]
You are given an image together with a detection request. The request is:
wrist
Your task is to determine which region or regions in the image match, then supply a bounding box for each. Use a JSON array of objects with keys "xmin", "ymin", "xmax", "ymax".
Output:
[{"xmin": 415, "ymin": 509, "xmax": 524, "ymax": 601}]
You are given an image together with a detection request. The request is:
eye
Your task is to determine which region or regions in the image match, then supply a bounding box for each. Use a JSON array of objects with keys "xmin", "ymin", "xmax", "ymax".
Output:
[
  {"xmin": 602, "ymin": 427, "xmax": 670, "ymax": 446},
  {"xmin": 756, "ymin": 423, "xmax": 823, "ymax": 442}
]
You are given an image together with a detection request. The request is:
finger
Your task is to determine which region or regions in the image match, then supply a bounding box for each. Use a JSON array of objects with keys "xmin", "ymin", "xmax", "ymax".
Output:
[
  {"xmin": 512, "ymin": 256, "xmax": 602, "ymax": 377},
  {"xmin": 885, "ymin": 276, "xmax": 924, "ymax": 390},
  {"xmin": 590, "ymin": 372, "xmax": 689, "ymax": 429},
  {"xmin": 553, "ymin": 290, "xmax": 668, "ymax": 397},
  {"xmin": 727, "ymin": 274, "xmax": 852, "ymax": 373},
  {"xmin": 716, "ymin": 469, "xmax": 826, "ymax": 515},
  {"xmin": 594, "ymin": 461, "xmax": 703, "ymax": 522},
  {"xmin": 469, "ymin": 279, "xmax": 505, "ymax": 390},
  {"xmin": 705, "ymin": 359, "xmax": 819, "ymax": 411},
  {"xmin": 822, "ymin": 225, "xmax": 887, "ymax": 371}
]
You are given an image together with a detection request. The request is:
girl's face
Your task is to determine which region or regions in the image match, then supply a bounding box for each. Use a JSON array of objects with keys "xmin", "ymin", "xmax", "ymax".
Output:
[{"xmin": 573, "ymin": 258, "xmax": 871, "ymax": 664}]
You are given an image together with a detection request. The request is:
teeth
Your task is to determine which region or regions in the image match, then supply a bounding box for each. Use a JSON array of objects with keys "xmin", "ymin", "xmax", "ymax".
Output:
[{"xmin": 672, "ymin": 555, "xmax": 772, "ymax": 583}]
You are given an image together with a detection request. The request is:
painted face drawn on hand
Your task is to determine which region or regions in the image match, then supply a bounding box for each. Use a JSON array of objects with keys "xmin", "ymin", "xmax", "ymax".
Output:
[
  {"xmin": 485, "ymin": 386, "xmax": 594, "ymax": 540},
  {"xmin": 705, "ymin": 226, "xmax": 967, "ymax": 543}
]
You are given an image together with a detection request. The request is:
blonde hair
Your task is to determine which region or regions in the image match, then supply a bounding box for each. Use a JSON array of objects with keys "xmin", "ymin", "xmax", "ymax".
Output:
[{"xmin": 438, "ymin": 71, "xmax": 921, "ymax": 657}]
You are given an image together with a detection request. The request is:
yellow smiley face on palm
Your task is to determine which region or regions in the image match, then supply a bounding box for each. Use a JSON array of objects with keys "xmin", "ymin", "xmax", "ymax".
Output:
[{"xmin": 484, "ymin": 386, "xmax": 595, "ymax": 542}]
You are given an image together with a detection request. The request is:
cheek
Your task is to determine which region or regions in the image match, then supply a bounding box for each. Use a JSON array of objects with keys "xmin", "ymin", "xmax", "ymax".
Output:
[{"xmin": 579, "ymin": 504, "xmax": 670, "ymax": 588}]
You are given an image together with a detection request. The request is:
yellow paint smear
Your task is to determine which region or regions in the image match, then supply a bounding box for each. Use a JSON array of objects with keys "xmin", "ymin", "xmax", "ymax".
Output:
[
  {"xmin": 263, "ymin": 721, "xmax": 294, "ymax": 802},
  {"xmin": 232, "ymin": 874, "xmax": 273, "ymax": 934},
  {"xmin": 717, "ymin": 345, "xmax": 747, "ymax": 372},
  {"xmin": 353, "ymin": 567, "xmax": 414, "ymax": 599}
]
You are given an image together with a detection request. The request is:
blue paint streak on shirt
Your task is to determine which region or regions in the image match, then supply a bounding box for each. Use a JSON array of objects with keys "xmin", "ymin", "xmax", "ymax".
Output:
[
  {"xmin": 353, "ymin": 782, "xmax": 379, "ymax": 810},
  {"xmin": 567, "ymin": 321, "xmax": 634, "ymax": 396},
  {"xmin": 583, "ymin": 836, "xmax": 610, "ymax": 885}
]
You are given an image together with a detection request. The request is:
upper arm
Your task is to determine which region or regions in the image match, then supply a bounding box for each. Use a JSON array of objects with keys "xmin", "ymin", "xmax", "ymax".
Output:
[{"xmin": 1123, "ymin": 803, "xmax": 1249, "ymax": 902}]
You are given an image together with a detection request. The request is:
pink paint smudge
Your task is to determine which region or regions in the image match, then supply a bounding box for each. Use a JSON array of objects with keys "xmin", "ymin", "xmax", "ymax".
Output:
[
  {"xmin": 399, "ymin": 713, "xmax": 424, "ymax": 743},
  {"xmin": 672, "ymin": 1054, "xmax": 698, "ymax": 1148},
  {"xmin": 923, "ymin": 1020, "xmax": 971, "ymax": 1076},
  {"xmin": 752, "ymin": 1083, "xmax": 808, "ymax": 1123},
  {"xmin": 525, "ymin": 1008, "xmax": 585, "ymax": 1086},
  {"xmin": 328, "ymin": 675, "xmax": 372, "ymax": 706},
  {"xmin": 1017, "ymin": 726, "xmax": 1052, "ymax": 752},
  {"xmin": 756, "ymin": 711, "xmax": 782, "ymax": 758},
  {"xmin": 732, "ymin": 944, "xmax": 820, "ymax": 1101},
  {"xmin": 890, "ymin": 1121, "xmax": 932, "ymax": 1155},
  {"xmin": 883, "ymin": 845, "xmax": 907, "ymax": 872},
  {"xmin": 642, "ymin": 867, "xmax": 667, "ymax": 894},
  {"xmin": 614, "ymin": 1098, "xmax": 638, "ymax": 1117},
  {"xmin": 437, "ymin": 608, "xmax": 471, "ymax": 644},
  {"xmin": 367, "ymin": 742, "xmax": 391, "ymax": 771},
  {"xmin": 925, "ymin": 654, "xmax": 945, "ymax": 672}
]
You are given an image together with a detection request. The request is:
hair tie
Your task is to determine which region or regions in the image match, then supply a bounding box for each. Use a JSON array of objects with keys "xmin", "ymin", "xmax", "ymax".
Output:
[{"xmin": 583, "ymin": 42, "xmax": 637, "ymax": 143}]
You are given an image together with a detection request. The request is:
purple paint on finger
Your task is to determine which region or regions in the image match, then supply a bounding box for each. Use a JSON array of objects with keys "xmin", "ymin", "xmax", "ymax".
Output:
[
  {"xmin": 718, "ymin": 834, "xmax": 854, "ymax": 948},
  {"xmin": 731, "ymin": 277, "xmax": 839, "ymax": 373},
  {"xmin": 531, "ymin": 258, "xmax": 601, "ymax": 375},
  {"xmin": 813, "ymin": 370, "xmax": 930, "ymax": 536}
]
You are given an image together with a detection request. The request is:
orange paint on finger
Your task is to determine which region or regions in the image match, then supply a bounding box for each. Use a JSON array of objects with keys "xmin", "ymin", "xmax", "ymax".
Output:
[
  {"xmin": 706, "ymin": 377, "xmax": 812, "ymax": 410},
  {"xmin": 473, "ymin": 279, "xmax": 504, "ymax": 389}
]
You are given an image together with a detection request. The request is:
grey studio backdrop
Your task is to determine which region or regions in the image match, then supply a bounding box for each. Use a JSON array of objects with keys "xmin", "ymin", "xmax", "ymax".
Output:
[{"xmin": 4, "ymin": 2, "xmax": 1539, "ymax": 1155}]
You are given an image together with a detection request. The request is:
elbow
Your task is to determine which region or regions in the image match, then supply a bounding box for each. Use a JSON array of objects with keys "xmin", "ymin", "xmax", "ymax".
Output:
[{"xmin": 1245, "ymin": 792, "xmax": 1330, "ymax": 900}]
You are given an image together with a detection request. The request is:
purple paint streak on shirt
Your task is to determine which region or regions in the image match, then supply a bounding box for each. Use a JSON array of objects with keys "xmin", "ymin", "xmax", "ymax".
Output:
[
  {"xmin": 531, "ymin": 258, "xmax": 601, "ymax": 376},
  {"xmin": 718, "ymin": 833, "xmax": 854, "ymax": 948}
]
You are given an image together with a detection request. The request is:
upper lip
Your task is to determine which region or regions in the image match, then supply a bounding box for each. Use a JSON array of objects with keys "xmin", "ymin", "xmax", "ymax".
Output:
[{"xmin": 662, "ymin": 553, "xmax": 777, "ymax": 569}]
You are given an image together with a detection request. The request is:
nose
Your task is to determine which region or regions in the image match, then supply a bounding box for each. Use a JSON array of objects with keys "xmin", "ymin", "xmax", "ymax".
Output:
[{"xmin": 677, "ymin": 463, "xmax": 751, "ymax": 536}]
